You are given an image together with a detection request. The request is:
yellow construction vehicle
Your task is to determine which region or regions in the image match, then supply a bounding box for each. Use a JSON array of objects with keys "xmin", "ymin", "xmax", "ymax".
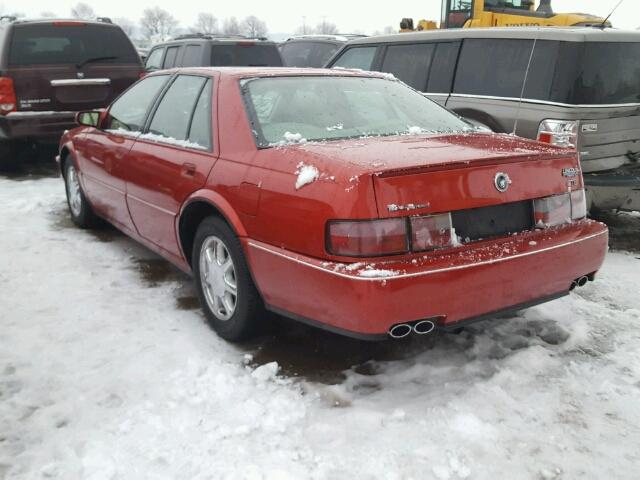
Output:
[{"xmin": 400, "ymin": 0, "xmax": 609, "ymax": 32}]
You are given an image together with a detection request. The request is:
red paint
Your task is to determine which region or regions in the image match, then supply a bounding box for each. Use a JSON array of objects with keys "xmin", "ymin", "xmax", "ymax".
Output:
[{"xmin": 61, "ymin": 68, "xmax": 608, "ymax": 338}]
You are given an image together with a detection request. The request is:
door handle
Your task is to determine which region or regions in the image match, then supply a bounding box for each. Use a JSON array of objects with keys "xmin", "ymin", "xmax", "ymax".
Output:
[{"xmin": 181, "ymin": 162, "xmax": 196, "ymax": 177}]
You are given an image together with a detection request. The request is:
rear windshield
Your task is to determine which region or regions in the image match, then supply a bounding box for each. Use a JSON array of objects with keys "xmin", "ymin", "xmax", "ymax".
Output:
[
  {"xmin": 8, "ymin": 24, "xmax": 139, "ymax": 66},
  {"xmin": 242, "ymin": 76, "xmax": 471, "ymax": 147},
  {"xmin": 211, "ymin": 44, "xmax": 282, "ymax": 67},
  {"xmin": 280, "ymin": 42, "xmax": 340, "ymax": 68}
]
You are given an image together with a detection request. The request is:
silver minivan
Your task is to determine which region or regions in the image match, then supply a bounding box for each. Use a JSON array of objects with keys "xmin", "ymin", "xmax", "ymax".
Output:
[{"xmin": 326, "ymin": 27, "xmax": 640, "ymax": 211}]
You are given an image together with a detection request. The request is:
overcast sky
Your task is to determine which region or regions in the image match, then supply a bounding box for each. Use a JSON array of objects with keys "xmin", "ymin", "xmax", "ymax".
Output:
[{"xmin": 10, "ymin": 0, "xmax": 638, "ymax": 34}]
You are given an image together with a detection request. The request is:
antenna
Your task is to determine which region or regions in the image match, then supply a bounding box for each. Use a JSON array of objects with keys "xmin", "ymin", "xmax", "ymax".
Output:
[
  {"xmin": 599, "ymin": 0, "xmax": 624, "ymax": 29},
  {"xmin": 512, "ymin": 28, "xmax": 539, "ymax": 135}
]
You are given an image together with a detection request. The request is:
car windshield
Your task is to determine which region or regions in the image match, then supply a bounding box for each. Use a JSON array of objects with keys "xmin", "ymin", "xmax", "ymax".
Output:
[{"xmin": 242, "ymin": 76, "xmax": 472, "ymax": 147}]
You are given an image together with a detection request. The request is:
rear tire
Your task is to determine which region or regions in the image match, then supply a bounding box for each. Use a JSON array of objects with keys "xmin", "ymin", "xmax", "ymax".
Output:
[
  {"xmin": 63, "ymin": 160, "xmax": 97, "ymax": 228},
  {"xmin": 192, "ymin": 216, "xmax": 265, "ymax": 342}
]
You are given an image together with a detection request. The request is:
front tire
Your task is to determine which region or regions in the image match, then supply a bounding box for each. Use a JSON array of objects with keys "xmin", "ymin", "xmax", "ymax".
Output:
[
  {"xmin": 192, "ymin": 217, "xmax": 265, "ymax": 341},
  {"xmin": 63, "ymin": 160, "xmax": 97, "ymax": 228}
]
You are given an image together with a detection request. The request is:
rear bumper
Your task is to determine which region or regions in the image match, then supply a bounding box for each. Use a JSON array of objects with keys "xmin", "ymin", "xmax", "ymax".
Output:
[
  {"xmin": 243, "ymin": 220, "xmax": 608, "ymax": 339},
  {"xmin": 585, "ymin": 165, "xmax": 640, "ymax": 211},
  {"xmin": 0, "ymin": 111, "xmax": 76, "ymax": 144}
]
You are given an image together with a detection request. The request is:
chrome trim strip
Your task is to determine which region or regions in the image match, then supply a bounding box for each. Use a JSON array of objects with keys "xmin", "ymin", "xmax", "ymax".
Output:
[
  {"xmin": 447, "ymin": 93, "xmax": 640, "ymax": 109},
  {"xmin": 51, "ymin": 78, "xmax": 111, "ymax": 87},
  {"xmin": 248, "ymin": 230, "xmax": 607, "ymax": 282},
  {"xmin": 6, "ymin": 111, "xmax": 74, "ymax": 118},
  {"xmin": 127, "ymin": 193, "xmax": 176, "ymax": 217},
  {"xmin": 423, "ymin": 92, "xmax": 449, "ymax": 97}
]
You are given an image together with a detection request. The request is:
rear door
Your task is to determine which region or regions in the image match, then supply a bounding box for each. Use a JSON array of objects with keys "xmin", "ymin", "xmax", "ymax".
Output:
[
  {"xmin": 125, "ymin": 74, "xmax": 216, "ymax": 256},
  {"xmin": 7, "ymin": 21, "xmax": 141, "ymax": 113}
]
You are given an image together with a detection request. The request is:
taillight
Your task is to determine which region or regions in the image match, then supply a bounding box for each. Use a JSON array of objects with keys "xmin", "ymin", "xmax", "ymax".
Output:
[
  {"xmin": 410, "ymin": 213, "xmax": 453, "ymax": 252},
  {"xmin": 327, "ymin": 218, "xmax": 408, "ymax": 256},
  {"xmin": 537, "ymin": 120, "xmax": 578, "ymax": 149},
  {"xmin": 534, "ymin": 189, "xmax": 587, "ymax": 227},
  {"xmin": 570, "ymin": 189, "xmax": 587, "ymax": 220},
  {"xmin": 0, "ymin": 77, "xmax": 17, "ymax": 115}
]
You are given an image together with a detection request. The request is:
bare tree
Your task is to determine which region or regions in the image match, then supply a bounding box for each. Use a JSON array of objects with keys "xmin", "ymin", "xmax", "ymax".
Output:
[
  {"xmin": 40, "ymin": 11, "xmax": 57, "ymax": 18},
  {"xmin": 222, "ymin": 16, "xmax": 241, "ymax": 35},
  {"xmin": 140, "ymin": 7, "xmax": 178, "ymax": 41},
  {"xmin": 193, "ymin": 13, "xmax": 218, "ymax": 34},
  {"xmin": 71, "ymin": 2, "xmax": 95, "ymax": 20},
  {"xmin": 243, "ymin": 15, "xmax": 268, "ymax": 38},
  {"xmin": 114, "ymin": 17, "xmax": 136, "ymax": 37},
  {"xmin": 315, "ymin": 19, "xmax": 338, "ymax": 35}
]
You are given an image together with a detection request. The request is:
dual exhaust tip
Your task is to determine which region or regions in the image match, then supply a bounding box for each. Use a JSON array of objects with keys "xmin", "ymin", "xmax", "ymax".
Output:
[
  {"xmin": 388, "ymin": 319, "xmax": 436, "ymax": 339},
  {"xmin": 570, "ymin": 275, "xmax": 591, "ymax": 291}
]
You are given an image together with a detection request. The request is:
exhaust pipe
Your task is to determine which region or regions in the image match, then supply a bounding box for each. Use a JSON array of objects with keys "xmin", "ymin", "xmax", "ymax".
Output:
[
  {"xmin": 570, "ymin": 280, "xmax": 578, "ymax": 291},
  {"xmin": 577, "ymin": 276, "xmax": 588, "ymax": 287},
  {"xmin": 413, "ymin": 320, "xmax": 436, "ymax": 335},
  {"xmin": 388, "ymin": 323, "xmax": 412, "ymax": 339}
]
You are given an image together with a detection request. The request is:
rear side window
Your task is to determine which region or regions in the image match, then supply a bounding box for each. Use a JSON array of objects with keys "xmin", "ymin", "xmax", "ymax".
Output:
[
  {"xmin": 148, "ymin": 75, "xmax": 208, "ymax": 146},
  {"xmin": 188, "ymin": 80, "xmax": 213, "ymax": 150},
  {"xmin": 332, "ymin": 47, "xmax": 377, "ymax": 70},
  {"xmin": 8, "ymin": 24, "xmax": 138, "ymax": 66},
  {"xmin": 106, "ymin": 75, "xmax": 169, "ymax": 132},
  {"xmin": 380, "ymin": 43, "xmax": 435, "ymax": 91},
  {"xmin": 182, "ymin": 45, "xmax": 203, "ymax": 67},
  {"xmin": 210, "ymin": 45, "xmax": 282, "ymax": 67},
  {"xmin": 145, "ymin": 48, "xmax": 164, "ymax": 70},
  {"xmin": 454, "ymin": 39, "xmax": 557, "ymax": 100},
  {"xmin": 163, "ymin": 46, "xmax": 180, "ymax": 68}
]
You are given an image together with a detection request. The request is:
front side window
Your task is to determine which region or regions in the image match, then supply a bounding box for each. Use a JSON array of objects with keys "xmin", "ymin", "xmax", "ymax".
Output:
[
  {"xmin": 147, "ymin": 75, "xmax": 209, "ymax": 148},
  {"xmin": 331, "ymin": 47, "xmax": 377, "ymax": 71},
  {"xmin": 242, "ymin": 76, "xmax": 471, "ymax": 147},
  {"xmin": 427, "ymin": 42, "xmax": 460, "ymax": 93},
  {"xmin": 145, "ymin": 48, "xmax": 164, "ymax": 70},
  {"xmin": 106, "ymin": 75, "xmax": 169, "ymax": 132},
  {"xmin": 380, "ymin": 43, "xmax": 435, "ymax": 91}
]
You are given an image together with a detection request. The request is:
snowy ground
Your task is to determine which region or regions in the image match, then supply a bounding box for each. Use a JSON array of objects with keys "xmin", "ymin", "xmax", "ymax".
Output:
[{"xmin": 1, "ymin": 166, "xmax": 640, "ymax": 480}]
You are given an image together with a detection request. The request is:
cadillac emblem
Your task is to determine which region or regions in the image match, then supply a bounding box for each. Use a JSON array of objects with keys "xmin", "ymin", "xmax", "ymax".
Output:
[{"xmin": 494, "ymin": 172, "xmax": 512, "ymax": 193}]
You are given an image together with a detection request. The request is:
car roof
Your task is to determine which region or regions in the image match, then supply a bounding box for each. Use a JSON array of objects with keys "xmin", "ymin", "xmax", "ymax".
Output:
[
  {"xmin": 347, "ymin": 27, "xmax": 640, "ymax": 44},
  {"xmin": 7, "ymin": 18, "xmax": 119, "ymax": 27},
  {"xmin": 152, "ymin": 34, "xmax": 277, "ymax": 47},
  {"xmin": 149, "ymin": 66, "xmax": 389, "ymax": 80},
  {"xmin": 284, "ymin": 34, "xmax": 366, "ymax": 43}
]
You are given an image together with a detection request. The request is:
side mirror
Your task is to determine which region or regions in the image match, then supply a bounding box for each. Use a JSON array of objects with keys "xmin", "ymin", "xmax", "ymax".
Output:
[{"xmin": 76, "ymin": 111, "xmax": 101, "ymax": 128}]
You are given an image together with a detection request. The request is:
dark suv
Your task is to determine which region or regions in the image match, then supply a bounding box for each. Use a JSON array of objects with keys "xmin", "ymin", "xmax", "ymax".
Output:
[
  {"xmin": 0, "ymin": 17, "xmax": 142, "ymax": 166},
  {"xmin": 144, "ymin": 34, "xmax": 283, "ymax": 71},
  {"xmin": 279, "ymin": 35, "xmax": 365, "ymax": 68}
]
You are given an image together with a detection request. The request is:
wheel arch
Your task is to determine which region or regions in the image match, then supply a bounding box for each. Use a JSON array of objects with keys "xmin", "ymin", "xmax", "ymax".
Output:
[
  {"xmin": 177, "ymin": 191, "xmax": 248, "ymax": 268},
  {"xmin": 452, "ymin": 108, "xmax": 505, "ymax": 133}
]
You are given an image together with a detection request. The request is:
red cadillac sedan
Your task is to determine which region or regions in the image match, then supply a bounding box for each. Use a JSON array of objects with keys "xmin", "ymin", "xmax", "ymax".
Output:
[{"xmin": 57, "ymin": 67, "xmax": 608, "ymax": 341}]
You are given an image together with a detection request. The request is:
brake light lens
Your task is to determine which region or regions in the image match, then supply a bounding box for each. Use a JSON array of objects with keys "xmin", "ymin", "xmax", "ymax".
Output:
[
  {"xmin": 534, "ymin": 189, "xmax": 587, "ymax": 227},
  {"xmin": 327, "ymin": 218, "xmax": 408, "ymax": 256},
  {"xmin": 537, "ymin": 120, "xmax": 578, "ymax": 149},
  {"xmin": 0, "ymin": 77, "xmax": 17, "ymax": 115},
  {"xmin": 410, "ymin": 213, "xmax": 453, "ymax": 251}
]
